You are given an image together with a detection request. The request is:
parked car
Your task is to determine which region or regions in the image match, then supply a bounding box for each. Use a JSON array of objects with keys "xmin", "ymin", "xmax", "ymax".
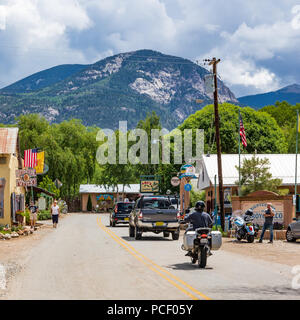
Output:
[
  {"xmin": 286, "ymin": 218, "xmax": 300, "ymax": 242},
  {"xmin": 110, "ymin": 202, "xmax": 134, "ymax": 227},
  {"xmin": 128, "ymin": 195, "xmax": 180, "ymax": 240}
]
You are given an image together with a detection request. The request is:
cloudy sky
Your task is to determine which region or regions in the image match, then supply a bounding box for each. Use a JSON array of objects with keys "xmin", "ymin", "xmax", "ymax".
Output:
[{"xmin": 0, "ymin": 0, "xmax": 300, "ymax": 97}]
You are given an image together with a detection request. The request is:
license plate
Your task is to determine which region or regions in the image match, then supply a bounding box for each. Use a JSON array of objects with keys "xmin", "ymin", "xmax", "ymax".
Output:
[
  {"xmin": 124, "ymin": 218, "xmax": 129, "ymax": 221},
  {"xmin": 200, "ymin": 239, "xmax": 208, "ymax": 244},
  {"xmin": 155, "ymin": 222, "xmax": 164, "ymax": 226},
  {"xmin": 247, "ymin": 223, "xmax": 252, "ymax": 226}
]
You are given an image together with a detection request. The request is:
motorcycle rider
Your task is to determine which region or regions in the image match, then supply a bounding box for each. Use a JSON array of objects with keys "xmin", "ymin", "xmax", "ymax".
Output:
[
  {"xmin": 184, "ymin": 201, "xmax": 213, "ymax": 257},
  {"xmin": 184, "ymin": 200, "xmax": 213, "ymax": 231}
]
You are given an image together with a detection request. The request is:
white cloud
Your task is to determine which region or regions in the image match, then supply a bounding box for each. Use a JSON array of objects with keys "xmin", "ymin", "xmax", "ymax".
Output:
[
  {"xmin": 0, "ymin": 0, "xmax": 300, "ymax": 96},
  {"xmin": 0, "ymin": 6, "xmax": 6, "ymax": 30}
]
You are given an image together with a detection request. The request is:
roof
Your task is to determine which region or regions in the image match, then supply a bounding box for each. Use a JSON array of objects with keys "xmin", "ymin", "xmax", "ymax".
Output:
[
  {"xmin": 198, "ymin": 154, "xmax": 300, "ymax": 187},
  {"xmin": 0, "ymin": 127, "xmax": 19, "ymax": 154},
  {"xmin": 79, "ymin": 184, "xmax": 140, "ymax": 194}
]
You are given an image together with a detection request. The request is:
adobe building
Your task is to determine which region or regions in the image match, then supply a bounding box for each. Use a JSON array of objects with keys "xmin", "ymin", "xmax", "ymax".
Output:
[
  {"xmin": 197, "ymin": 154, "xmax": 300, "ymax": 223},
  {"xmin": 79, "ymin": 184, "xmax": 140, "ymax": 212},
  {"xmin": 0, "ymin": 128, "xmax": 25, "ymax": 226}
]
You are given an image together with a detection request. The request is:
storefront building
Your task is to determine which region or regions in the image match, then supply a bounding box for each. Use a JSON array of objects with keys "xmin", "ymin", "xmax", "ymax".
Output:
[
  {"xmin": 0, "ymin": 128, "xmax": 25, "ymax": 226},
  {"xmin": 197, "ymin": 154, "xmax": 300, "ymax": 218},
  {"xmin": 79, "ymin": 184, "xmax": 140, "ymax": 212}
]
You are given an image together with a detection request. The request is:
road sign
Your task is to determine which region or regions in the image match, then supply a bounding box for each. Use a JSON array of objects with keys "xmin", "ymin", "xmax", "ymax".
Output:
[
  {"xmin": 184, "ymin": 184, "xmax": 192, "ymax": 192},
  {"xmin": 171, "ymin": 176, "xmax": 180, "ymax": 187}
]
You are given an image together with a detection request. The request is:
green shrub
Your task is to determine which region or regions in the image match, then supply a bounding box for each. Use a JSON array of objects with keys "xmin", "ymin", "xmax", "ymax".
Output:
[{"xmin": 38, "ymin": 210, "xmax": 52, "ymax": 220}]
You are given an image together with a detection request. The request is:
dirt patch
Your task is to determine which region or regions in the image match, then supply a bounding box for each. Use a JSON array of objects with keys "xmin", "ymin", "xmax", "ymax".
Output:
[{"xmin": 221, "ymin": 238, "xmax": 300, "ymax": 266}]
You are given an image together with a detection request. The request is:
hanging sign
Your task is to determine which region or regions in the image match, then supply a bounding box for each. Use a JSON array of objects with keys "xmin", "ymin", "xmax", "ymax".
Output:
[{"xmin": 16, "ymin": 169, "xmax": 37, "ymax": 187}]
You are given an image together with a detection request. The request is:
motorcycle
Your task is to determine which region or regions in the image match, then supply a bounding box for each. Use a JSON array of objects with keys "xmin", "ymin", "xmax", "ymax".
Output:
[
  {"xmin": 231, "ymin": 212, "xmax": 257, "ymax": 243},
  {"xmin": 181, "ymin": 223, "xmax": 222, "ymax": 268}
]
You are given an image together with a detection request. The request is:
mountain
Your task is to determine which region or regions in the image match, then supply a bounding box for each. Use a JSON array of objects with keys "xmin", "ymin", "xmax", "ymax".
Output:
[
  {"xmin": 0, "ymin": 50, "xmax": 237, "ymax": 130},
  {"xmin": 1, "ymin": 64, "xmax": 87, "ymax": 93},
  {"xmin": 238, "ymin": 84, "xmax": 300, "ymax": 109}
]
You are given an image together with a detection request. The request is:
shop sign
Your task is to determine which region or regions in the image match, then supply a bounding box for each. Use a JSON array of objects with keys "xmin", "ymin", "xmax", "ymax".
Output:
[
  {"xmin": 96, "ymin": 194, "xmax": 114, "ymax": 201},
  {"xmin": 140, "ymin": 180, "xmax": 160, "ymax": 193},
  {"xmin": 16, "ymin": 169, "xmax": 37, "ymax": 187}
]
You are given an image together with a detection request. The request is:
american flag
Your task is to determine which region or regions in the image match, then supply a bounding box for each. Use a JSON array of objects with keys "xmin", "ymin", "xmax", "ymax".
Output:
[
  {"xmin": 24, "ymin": 148, "xmax": 38, "ymax": 168},
  {"xmin": 239, "ymin": 114, "xmax": 247, "ymax": 148}
]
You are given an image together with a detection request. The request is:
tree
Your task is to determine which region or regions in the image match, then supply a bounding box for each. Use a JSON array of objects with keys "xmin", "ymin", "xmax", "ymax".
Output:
[
  {"xmin": 38, "ymin": 175, "xmax": 60, "ymax": 198},
  {"xmin": 16, "ymin": 114, "xmax": 100, "ymax": 199},
  {"xmin": 179, "ymin": 103, "xmax": 288, "ymax": 154},
  {"xmin": 236, "ymin": 154, "xmax": 282, "ymax": 196}
]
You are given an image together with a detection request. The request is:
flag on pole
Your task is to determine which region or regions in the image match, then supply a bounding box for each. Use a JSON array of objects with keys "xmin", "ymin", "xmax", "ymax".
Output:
[
  {"xmin": 34, "ymin": 151, "xmax": 45, "ymax": 174},
  {"xmin": 24, "ymin": 148, "xmax": 38, "ymax": 168},
  {"xmin": 239, "ymin": 114, "xmax": 247, "ymax": 148}
]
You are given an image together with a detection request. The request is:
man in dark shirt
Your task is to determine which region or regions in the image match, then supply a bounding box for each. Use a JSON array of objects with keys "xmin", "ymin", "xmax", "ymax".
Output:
[
  {"xmin": 184, "ymin": 201, "xmax": 213, "ymax": 230},
  {"xmin": 259, "ymin": 203, "xmax": 275, "ymax": 243}
]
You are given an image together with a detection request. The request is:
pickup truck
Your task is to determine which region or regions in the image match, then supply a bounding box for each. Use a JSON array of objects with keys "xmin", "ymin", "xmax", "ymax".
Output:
[{"xmin": 128, "ymin": 195, "xmax": 180, "ymax": 240}]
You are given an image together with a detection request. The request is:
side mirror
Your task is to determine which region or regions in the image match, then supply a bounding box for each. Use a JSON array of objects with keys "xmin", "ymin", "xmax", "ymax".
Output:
[{"xmin": 293, "ymin": 218, "xmax": 297, "ymax": 221}]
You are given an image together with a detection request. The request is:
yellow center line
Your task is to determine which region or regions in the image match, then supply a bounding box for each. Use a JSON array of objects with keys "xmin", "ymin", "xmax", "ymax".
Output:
[{"xmin": 97, "ymin": 216, "xmax": 211, "ymax": 301}]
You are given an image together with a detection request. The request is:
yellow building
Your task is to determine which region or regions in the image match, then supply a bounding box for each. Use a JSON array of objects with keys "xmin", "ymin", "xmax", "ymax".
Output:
[{"xmin": 0, "ymin": 128, "xmax": 25, "ymax": 226}]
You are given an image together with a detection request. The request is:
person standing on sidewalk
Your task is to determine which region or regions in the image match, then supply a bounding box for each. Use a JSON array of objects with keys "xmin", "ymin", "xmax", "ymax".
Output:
[
  {"xmin": 51, "ymin": 200, "xmax": 60, "ymax": 228},
  {"xmin": 259, "ymin": 203, "xmax": 275, "ymax": 243},
  {"xmin": 29, "ymin": 200, "xmax": 39, "ymax": 230}
]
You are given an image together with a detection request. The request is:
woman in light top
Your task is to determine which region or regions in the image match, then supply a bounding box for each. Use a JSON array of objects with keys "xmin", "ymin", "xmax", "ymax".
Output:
[{"xmin": 51, "ymin": 200, "xmax": 60, "ymax": 228}]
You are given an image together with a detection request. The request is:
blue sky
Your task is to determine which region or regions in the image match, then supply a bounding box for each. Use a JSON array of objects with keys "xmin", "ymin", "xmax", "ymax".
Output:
[{"xmin": 0, "ymin": 0, "xmax": 300, "ymax": 97}]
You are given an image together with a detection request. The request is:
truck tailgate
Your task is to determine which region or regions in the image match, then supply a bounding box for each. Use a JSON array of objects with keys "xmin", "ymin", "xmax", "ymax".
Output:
[{"xmin": 141, "ymin": 208, "xmax": 178, "ymax": 222}]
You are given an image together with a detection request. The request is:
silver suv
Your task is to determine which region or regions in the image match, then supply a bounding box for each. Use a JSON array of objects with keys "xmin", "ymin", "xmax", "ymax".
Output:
[{"xmin": 286, "ymin": 218, "xmax": 300, "ymax": 242}]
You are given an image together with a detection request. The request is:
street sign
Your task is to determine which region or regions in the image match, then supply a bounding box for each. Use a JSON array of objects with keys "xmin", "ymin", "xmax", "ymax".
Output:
[
  {"xmin": 184, "ymin": 184, "xmax": 192, "ymax": 192},
  {"xmin": 171, "ymin": 176, "xmax": 180, "ymax": 187}
]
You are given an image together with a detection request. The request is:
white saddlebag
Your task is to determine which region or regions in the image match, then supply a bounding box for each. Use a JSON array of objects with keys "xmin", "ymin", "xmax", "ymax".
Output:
[
  {"xmin": 183, "ymin": 231, "xmax": 197, "ymax": 251},
  {"xmin": 211, "ymin": 231, "xmax": 222, "ymax": 250}
]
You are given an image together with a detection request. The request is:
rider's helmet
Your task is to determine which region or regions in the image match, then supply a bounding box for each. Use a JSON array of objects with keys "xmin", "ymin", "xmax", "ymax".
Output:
[
  {"xmin": 245, "ymin": 209, "xmax": 253, "ymax": 216},
  {"xmin": 195, "ymin": 200, "xmax": 206, "ymax": 210}
]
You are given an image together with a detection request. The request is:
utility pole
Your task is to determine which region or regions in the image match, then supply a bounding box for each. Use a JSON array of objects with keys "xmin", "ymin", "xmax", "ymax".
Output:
[{"xmin": 205, "ymin": 57, "xmax": 225, "ymax": 231}]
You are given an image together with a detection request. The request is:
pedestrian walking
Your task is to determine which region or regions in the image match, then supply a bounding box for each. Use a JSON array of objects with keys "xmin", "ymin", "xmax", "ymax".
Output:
[
  {"xmin": 51, "ymin": 200, "xmax": 60, "ymax": 228},
  {"xmin": 259, "ymin": 203, "xmax": 275, "ymax": 243},
  {"xmin": 29, "ymin": 200, "xmax": 38, "ymax": 230}
]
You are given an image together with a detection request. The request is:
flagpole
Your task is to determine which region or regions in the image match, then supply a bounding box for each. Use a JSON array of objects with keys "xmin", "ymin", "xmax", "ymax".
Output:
[
  {"xmin": 295, "ymin": 110, "xmax": 299, "ymax": 196},
  {"xmin": 238, "ymin": 109, "xmax": 241, "ymax": 196}
]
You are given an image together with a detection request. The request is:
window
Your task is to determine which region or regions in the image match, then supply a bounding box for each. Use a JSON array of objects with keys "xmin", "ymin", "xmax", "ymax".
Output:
[
  {"xmin": 142, "ymin": 198, "xmax": 171, "ymax": 209},
  {"xmin": 0, "ymin": 157, "xmax": 6, "ymax": 164}
]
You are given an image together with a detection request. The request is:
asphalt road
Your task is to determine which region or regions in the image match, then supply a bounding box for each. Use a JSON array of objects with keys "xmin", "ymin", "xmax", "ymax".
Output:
[{"xmin": 4, "ymin": 214, "xmax": 300, "ymax": 300}]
